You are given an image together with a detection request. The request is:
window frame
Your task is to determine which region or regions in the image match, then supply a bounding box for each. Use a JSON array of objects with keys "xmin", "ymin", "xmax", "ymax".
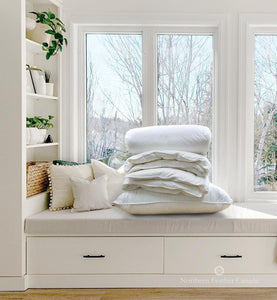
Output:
[
  {"xmin": 239, "ymin": 14, "xmax": 277, "ymax": 201},
  {"xmin": 69, "ymin": 15, "xmax": 228, "ymax": 193}
]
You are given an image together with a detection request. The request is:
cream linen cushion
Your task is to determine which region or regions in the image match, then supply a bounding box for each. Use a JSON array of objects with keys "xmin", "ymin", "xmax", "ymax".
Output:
[
  {"xmin": 71, "ymin": 175, "xmax": 111, "ymax": 212},
  {"xmin": 49, "ymin": 164, "xmax": 94, "ymax": 211},
  {"xmin": 91, "ymin": 160, "xmax": 124, "ymax": 203}
]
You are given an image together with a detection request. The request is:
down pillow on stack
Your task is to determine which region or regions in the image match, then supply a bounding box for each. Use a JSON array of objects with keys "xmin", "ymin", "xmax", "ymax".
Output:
[
  {"xmin": 114, "ymin": 125, "xmax": 232, "ymax": 214},
  {"xmin": 125, "ymin": 124, "xmax": 211, "ymax": 155}
]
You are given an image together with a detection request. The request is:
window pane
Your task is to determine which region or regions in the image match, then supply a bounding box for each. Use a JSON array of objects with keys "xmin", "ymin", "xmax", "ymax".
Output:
[
  {"xmin": 157, "ymin": 34, "xmax": 213, "ymax": 129},
  {"xmin": 86, "ymin": 34, "xmax": 142, "ymax": 161},
  {"xmin": 157, "ymin": 34, "xmax": 213, "ymax": 161},
  {"xmin": 254, "ymin": 35, "xmax": 277, "ymax": 191}
]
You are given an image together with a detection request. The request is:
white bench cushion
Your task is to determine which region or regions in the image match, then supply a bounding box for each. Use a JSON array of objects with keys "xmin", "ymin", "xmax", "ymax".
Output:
[{"xmin": 25, "ymin": 205, "xmax": 277, "ymax": 235}]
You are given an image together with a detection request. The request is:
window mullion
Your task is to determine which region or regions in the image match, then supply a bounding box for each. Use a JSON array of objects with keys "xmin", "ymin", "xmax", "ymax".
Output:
[{"xmin": 142, "ymin": 28, "xmax": 157, "ymax": 126}]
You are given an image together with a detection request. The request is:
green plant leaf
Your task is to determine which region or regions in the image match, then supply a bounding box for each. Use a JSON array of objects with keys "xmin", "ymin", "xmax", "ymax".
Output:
[
  {"xmin": 64, "ymin": 38, "xmax": 68, "ymax": 46},
  {"xmin": 45, "ymin": 29, "xmax": 56, "ymax": 35},
  {"xmin": 48, "ymin": 12, "xmax": 56, "ymax": 19},
  {"xmin": 56, "ymin": 17, "xmax": 64, "ymax": 25},
  {"xmin": 42, "ymin": 42, "xmax": 48, "ymax": 47},
  {"xmin": 46, "ymin": 52, "xmax": 51, "ymax": 60}
]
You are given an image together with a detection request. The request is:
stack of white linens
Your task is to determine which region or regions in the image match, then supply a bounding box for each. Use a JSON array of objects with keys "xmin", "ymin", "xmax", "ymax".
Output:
[{"xmin": 114, "ymin": 125, "xmax": 232, "ymax": 214}]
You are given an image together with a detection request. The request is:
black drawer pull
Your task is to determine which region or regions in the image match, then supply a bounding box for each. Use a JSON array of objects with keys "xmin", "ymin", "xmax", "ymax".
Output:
[
  {"xmin": 83, "ymin": 255, "xmax": 105, "ymax": 258},
  {"xmin": 220, "ymin": 255, "xmax": 242, "ymax": 258}
]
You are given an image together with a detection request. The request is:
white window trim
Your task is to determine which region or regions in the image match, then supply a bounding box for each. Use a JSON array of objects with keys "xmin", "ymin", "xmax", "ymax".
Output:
[
  {"xmin": 67, "ymin": 14, "xmax": 230, "ymax": 196},
  {"xmin": 239, "ymin": 14, "xmax": 277, "ymax": 201}
]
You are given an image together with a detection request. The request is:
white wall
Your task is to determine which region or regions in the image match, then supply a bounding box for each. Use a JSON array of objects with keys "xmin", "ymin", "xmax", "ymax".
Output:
[
  {"xmin": 64, "ymin": 0, "xmax": 277, "ymax": 14},
  {"xmin": 0, "ymin": 1, "xmax": 25, "ymax": 276},
  {"xmin": 62, "ymin": 0, "xmax": 277, "ymax": 202}
]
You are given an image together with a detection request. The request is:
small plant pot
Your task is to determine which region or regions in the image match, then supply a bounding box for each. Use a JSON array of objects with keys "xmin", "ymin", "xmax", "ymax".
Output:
[
  {"xmin": 26, "ymin": 128, "xmax": 47, "ymax": 144},
  {"xmin": 26, "ymin": 23, "xmax": 51, "ymax": 44},
  {"xmin": 45, "ymin": 83, "xmax": 54, "ymax": 96}
]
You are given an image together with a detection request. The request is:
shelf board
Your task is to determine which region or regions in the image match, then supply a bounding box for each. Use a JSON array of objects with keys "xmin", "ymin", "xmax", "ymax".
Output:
[
  {"xmin": 27, "ymin": 142, "xmax": 59, "ymax": 149},
  {"xmin": 26, "ymin": 191, "xmax": 49, "ymax": 201},
  {"xmin": 27, "ymin": 92, "xmax": 58, "ymax": 100},
  {"xmin": 26, "ymin": 38, "xmax": 43, "ymax": 55}
]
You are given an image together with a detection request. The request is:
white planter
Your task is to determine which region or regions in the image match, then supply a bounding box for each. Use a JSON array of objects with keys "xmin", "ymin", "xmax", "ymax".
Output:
[
  {"xmin": 26, "ymin": 23, "xmax": 51, "ymax": 45},
  {"xmin": 26, "ymin": 128, "xmax": 47, "ymax": 145},
  {"xmin": 45, "ymin": 83, "xmax": 54, "ymax": 96},
  {"xmin": 26, "ymin": 17, "xmax": 36, "ymax": 31}
]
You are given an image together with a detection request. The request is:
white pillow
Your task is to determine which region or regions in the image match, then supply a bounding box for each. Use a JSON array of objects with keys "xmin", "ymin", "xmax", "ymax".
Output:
[
  {"xmin": 114, "ymin": 201, "xmax": 231, "ymax": 215},
  {"xmin": 125, "ymin": 125, "xmax": 211, "ymax": 155},
  {"xmin": 91, "ymin": 160, "xmax": 125, "ymax": 203},
  {"xmin": 49, "ymin": 164, "xmax": 94, "ymax": 211},
  {"xmin": 71, "ymin": 176, "xmax": 111, "ymax": 212},
  {"xmin": 123, "ymin": 168, "xmax": 209, "ymax": 198},
  {"xmin": 114, "ymin": 184, "xmax": 232, "ymax": 214},
  {"xmin": 124, "ymin": 150, "xmax": 211, "ymax": 177}
]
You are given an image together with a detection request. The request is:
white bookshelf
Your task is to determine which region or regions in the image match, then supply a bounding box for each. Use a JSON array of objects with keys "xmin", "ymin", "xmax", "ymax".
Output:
[
  {"xmin": 27, "ymin": 92, "xmax": 58, "ymax": 100},
  {"xmin": 25, "ymin": 0, "xmax": 62, "ymax": 202},
  {"xmin": 26, "ymin": 38, "xmax": 43, "ymax": 55},
  {"xmin": 26, "ymin": 142, "xmax": 59, "ymax": 149}
]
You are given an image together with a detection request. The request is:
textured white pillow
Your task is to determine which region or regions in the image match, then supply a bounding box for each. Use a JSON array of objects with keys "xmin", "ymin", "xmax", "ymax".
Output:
[
  {"xmin": 49, "ymin": 164, "xmax": 94, "ymax": 211},
  {"xmin": 114, "ymin": 184, "xmax": 232, "ymax": 214},
  {"xmin": 71, "ymin": 176, "xmax": 111, "ymax": 212},
  {"xmin": 91, "ymin": 160, "xmax": 124, "ymax": 203}
]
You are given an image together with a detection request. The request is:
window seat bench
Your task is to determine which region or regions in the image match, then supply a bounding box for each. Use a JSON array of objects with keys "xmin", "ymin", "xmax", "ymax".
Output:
[{"xmin": 24, "ymin": 205, "xmax": 277, "ymax": 288}]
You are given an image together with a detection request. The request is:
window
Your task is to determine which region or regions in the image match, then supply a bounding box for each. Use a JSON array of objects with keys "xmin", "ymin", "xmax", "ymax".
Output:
[
  {"xmin": 254, "ymin": 35, "xmax": 277, "ymax": 191},
  {"xmin": 86, "ymin": 34, "xmax": 142, "ymax": 161},
  {"xmin": 241, "ymin": 15, "xmax": 277, "ymax": 201},
  {"xmin": 86, "ymin": 29, "xmax": 215, "ymax": 163},
  {"xmin": 157, "ymin": 34, "xmax": 213, "ymax": 129}
]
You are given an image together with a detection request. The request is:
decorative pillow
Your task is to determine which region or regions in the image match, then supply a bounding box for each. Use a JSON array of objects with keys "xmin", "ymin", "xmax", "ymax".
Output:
[
  {"xmin": 91, "ymin": 159, "xmax": 125, "ymax": 203},
  {"xmin": 48, "ymin": 164, "xmax": 94, "ymax": 211},
  {"xmin": 71, "ymin": 175, "xmax": 111, "ymax": 212},
  {"xmin": 114, "ymin": 184, "xmax": 232, "ymax": 214},
  {"xmin": 53, "ymin": 160, "xmax": 79, "ymax": 166}
]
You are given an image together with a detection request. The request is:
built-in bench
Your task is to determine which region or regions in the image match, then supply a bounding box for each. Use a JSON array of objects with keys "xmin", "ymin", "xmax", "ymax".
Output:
[{"xmin": 25, "ymin": 205, "xmax": 277, "ymax": 288}]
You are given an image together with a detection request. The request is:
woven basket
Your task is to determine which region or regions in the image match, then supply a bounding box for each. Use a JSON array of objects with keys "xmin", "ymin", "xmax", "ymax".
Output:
[{"xmin": 26, "ymin": 161, "xmax": 52, "ymax": 197}]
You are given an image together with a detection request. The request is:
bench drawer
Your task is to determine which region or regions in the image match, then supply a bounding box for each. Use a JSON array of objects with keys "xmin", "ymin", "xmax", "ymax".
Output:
[
  {"xmin": 165, "ymin": 237, "xmax": 277, "ymax": 274},
  {"xmin": 28, "ymin": 237, "xmax": 163, "ymax": 274}
]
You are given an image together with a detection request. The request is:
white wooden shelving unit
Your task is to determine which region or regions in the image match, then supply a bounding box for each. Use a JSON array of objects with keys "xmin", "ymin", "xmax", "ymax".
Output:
[{"xmin": 25, "ymin": 0, "xmax": 62, "ymax": 211}]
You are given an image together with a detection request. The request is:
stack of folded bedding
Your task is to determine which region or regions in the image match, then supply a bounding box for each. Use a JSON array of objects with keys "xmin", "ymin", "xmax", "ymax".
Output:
[{"xmin": 114, "ymin": 125, "xmax": 232, "ymax": 214}]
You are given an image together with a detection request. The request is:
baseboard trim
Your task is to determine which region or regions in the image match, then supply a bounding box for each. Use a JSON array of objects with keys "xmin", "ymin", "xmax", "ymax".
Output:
[
  {"xmin": 0, "ymin": 276, "xmax": 27, "ymax": 291},
  {"xmin": 28, "ymin": 274, "xmax": 277, "ymax": 288}
]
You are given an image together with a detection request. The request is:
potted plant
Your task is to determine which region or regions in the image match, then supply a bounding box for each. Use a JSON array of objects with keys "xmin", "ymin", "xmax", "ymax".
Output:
[
  {"xmin": 26, "ymin": 115, "xmax": 54, "ymax": 144},
  {"xmin": 44, "ymin": 70, "xmax": 54, "ymax": 96},
  {"xmin": 28, "ymin": 11, "xmax": 68, "ymax": 60}
]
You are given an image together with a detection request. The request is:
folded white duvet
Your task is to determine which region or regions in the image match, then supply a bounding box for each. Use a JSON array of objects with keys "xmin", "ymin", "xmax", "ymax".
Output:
[
  {"xmin": 114, "ymin": 184, "xmax": 233, "ymax": 214},
  {"xmin": 123, "ymin": 168, "xmax": 209, "ymax": 198},
  {"xmin": 125, "ymin": 150, "xmax": 211, "ymax": 177},
  {"xmin": 125, "ymin": 125, "xmax": 211, "ymax": 155}
]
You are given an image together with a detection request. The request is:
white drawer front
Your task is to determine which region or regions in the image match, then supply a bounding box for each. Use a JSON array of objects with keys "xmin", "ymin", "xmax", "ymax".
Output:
[
  {"xmin": 28, "ymin": 237, "xmax": 163, "ymax": 274},
  {"xmin": 165, "ymin": 237, "xmax": 277, "ymax": 274}
]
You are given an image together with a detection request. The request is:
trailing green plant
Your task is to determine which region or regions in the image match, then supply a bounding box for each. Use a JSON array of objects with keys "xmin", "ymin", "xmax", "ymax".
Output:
[
  {"xmin": 26, "ymin": 115, "xmax": 54, "ymax": 129},
  {"xmin": 30, "ymin": 11, "xmax": 68, "ymax": 60},
  {"xmin": 44, "ymin": 70, "xmax": 51, "ymax": 83}
]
